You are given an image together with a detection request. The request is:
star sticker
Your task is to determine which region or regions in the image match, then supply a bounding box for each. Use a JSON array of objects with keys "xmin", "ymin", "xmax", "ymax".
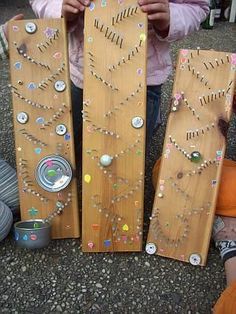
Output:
[
  {"xmin": 43, "ymin": 27, "xmax": 58, "ymax": 39},
  {"xmin": 28, "ymin": 207, "xmax": 39, "ymax": 217}
]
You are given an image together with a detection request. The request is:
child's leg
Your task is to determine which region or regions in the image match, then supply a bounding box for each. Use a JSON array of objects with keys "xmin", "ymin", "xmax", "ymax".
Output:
[{"xmin": 146, "ymin": 85, "xmax": 162, "ymax": 146}]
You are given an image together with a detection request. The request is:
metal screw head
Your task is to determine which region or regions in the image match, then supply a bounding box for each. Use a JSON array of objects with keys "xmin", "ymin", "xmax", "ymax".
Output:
[
  {"xmin": 100, "ymin": 154, "xmax": 113, "ymax": 167},
  {"xmin": 131, "ymin": 116, "xmax": 144, "ymax": 129},
  {"xmin": 55, "ymin": 124, "xmax": 67, "ymax": 136},
  {"xmin": 189, "ymin": 253, "xmax": 201, "ymax": 266},
  {"xmin": 17, "ymin": 112, "xmax": 29, "ymax": 124},
  {"xmin": 145, "ymin": 243, "xmax": 157, "ymax": 255},
  {"xmin": 25, "ymin": 22, "xmax": 37, "ymax": 34},
  {"xmin": 54, "ymin": 80, "xmax": 66, "ymax": 92}
]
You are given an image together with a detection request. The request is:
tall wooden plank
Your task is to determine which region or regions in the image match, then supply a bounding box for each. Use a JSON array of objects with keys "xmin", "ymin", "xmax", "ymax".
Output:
[
  {"xmin": 82, "ymin": 0, "xmax": 147, "ymax": 252},
  {"xmin": 9, "ymin": 19, "xmax": 80, "ymax": 239},
  {"xmin": 146, "ymin": 49, "xmax": 236, "ymax": 265}
]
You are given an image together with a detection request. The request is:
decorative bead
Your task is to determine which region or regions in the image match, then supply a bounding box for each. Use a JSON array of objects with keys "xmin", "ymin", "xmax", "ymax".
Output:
[
  {"xmin": 100, "ymin": 154, "xmax": 113, "ymax": 167},
  {"xmin": 190, "ymin": 151, "xmax": 202, "ymax": 163}
]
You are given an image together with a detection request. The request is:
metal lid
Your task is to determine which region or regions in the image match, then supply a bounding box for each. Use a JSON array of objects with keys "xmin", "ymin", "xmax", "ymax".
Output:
[{"xmin": 35, "ymin": 155, "xmax": 73, "ymax": 192}]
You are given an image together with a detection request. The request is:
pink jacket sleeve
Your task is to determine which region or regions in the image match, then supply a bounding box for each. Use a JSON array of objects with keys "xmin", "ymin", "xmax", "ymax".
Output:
[
  {"xmin": 29, "ymin": 0, "xmax": 63, "ymax": 18},
  {"xmin": 161, "ymin": 0, "xmax": 210, "ymax": 42}
]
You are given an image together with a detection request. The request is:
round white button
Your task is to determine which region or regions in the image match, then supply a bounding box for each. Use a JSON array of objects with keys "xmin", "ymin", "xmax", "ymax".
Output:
[
  {"xmin": 145, "ymin": 243, "xmax": 157, "ymax": 255},
  {"xmin": 100, "ymin": 154, "xmax": 113, "ymax": 167},
  {"xmin": 131, "ymin": 116, "xmax": 144, "ymax": 129},
  {"xmin": 17, "ymin": 112, "xmax": 29, "ymax": 124},
  {"xmin": 189, "ymin": 253, "xmax": 201, "ymax": 266},
  {"xmin": 25, "ymin": 22, "xmax": 37, "ymax": 34},
  {"xmin": 54, "ymin": 80, "xmax": 66, "ymax": 92},
  {"xmin": 55, "ymin": 124, "xmax": 67, "ymax": 136}
]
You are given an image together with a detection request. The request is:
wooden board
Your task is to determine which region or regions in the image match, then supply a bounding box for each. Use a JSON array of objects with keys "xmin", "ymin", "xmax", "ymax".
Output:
[
  {"xmin": 82, "ymin": 0, "xmax": 147, "ymax": 252},
  {"xmin": 146, "ymin": 49, "xmax": 236, "ymax": 265},
  {"xmin": 8, "ymin": 19, "xmax": 80, "ymax": 239}
]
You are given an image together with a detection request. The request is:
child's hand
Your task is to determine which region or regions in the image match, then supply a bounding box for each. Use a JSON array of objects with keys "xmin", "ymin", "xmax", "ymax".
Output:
[
  {"xmin": 138, "ymin": 0, "xmax": 170, "ymax": 38},
  {"xmin": 5, "ymin": 14, "xmax": 24, "ymax": 40},
  {"xmin": 62, "ymin": 0, "xmax": 91, "ymax": 21}
]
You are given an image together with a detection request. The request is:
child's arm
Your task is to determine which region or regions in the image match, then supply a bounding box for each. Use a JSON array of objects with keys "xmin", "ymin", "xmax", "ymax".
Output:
[
  {"xmin": 139, "ymin": 0, "xmax": 209, "ymax": 41},
  {"xmin": 29, "ymin": 0, "xmax": 90, "ymax": 20}
]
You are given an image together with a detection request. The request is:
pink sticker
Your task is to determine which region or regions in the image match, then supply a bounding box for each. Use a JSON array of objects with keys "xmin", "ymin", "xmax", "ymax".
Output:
[
  {"xmin": 87, "ymin": 125, "xmax": 94, "ymax": 133},
  {"xmin": 180, "ymin": 254, "xmax": 185, "ymax": 260},
  {"xmin": 122, "ymin": 236, "xmax": 127, "ymax": 241},
  {"xmin": 181, "ymin": 49, "xmax": 189, "ymax": 56},
  {"xmin": 166, "ymin": 143, "xmax": 172, "ymax": 148},
  {"xmin": 160, "ymin": 185, "xmax": 165, "ymax": 191},
  {"xmin": 30, "ymin": 234, "xmax": 37, "ymax": 241},
  {"xmin": 216, "ymin": 156, "xmax": 222, "ymax": 161},
  {"xmin": 13, "ymin": 25, "xmax": 19, "ymax": 32},
  {"xmin": 180, "ymin": 57, "xmax": 187, "ymax": 64},
  {"xmin": 159, "ymin": 248, "xmax": 164, "ymax": 252},
  {"xmin": 53, "ymin": 52, "xmax": 62, "ymax": 59},
  {"xmin": 88, "ymin": 241, "xmax": 94, "ymax": 249},
  {"xmin": 174, "ymin": 93, "xmax": 182, "ymax": 100},
  {"xmin": 231, "ymin": 53, "xmax": 236, "ymax": 65},
  {"xmin": 159, "ymin": 180, "xmax": 165, "ymax": 185},
  {"xmin": 46, "ymin": 160, "xmax": 53, "ymax": 167}
]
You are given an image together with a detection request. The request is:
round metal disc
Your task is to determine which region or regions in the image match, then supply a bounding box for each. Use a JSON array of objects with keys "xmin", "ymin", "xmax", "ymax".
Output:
[
  {"xmin": 17, "ymin": 112, "xmax": 29, "ymax": 124},
  {"xmin": 145, "ymin": 243, "xmax": 157, "ymax": 255},
  {"xmin": 55, "ymin": 124, "xmax": 67, "ymax": 136},
  {"xmin": 131, "ymin": 116, "xmax": 144, "ymax": 129},
  {"xmin": 35, "ymin": 155, "xmax": 73, "ymax": 192},
  {"xmin": 54, "ymin": 80, "xmax": 66, "ymax": 92},
  {"xmin": 189, "ymin": 253, "xmax": 201, "ymax": 266},
  {"xmin": 25, "ymin": 22, "xmax": 37, "ymax": 34}
]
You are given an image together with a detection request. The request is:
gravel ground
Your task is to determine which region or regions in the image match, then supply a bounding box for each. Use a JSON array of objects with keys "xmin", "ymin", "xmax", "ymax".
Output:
[{"xmin": 0, "ymin": 1, "xmax": 235, "ymax": 313}]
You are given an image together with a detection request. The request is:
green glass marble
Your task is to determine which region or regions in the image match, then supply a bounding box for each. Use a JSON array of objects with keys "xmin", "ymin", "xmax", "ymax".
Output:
[
  {"xmin": 190, "ymin": 151, "xmax": 202, "ymax": 163},
  {"xmin": 47, "ymin": 169, "xmax": 57, "ymax": 177}
]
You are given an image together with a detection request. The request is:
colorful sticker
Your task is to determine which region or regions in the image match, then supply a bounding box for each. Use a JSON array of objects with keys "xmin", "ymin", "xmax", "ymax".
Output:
[
  {"xmin": 34, "ymin": 147, "xmax": 42, "ymax": 154},
  {"xmin": 84, "ymin": 174, "xmax": 92, "ymax": 183},
  {"xmin": 122, "ymin": 224, "xmax": 129, "ymax": 231},
  {"xmin": 13, "ymin": 25, "xmax": 19, "ymax": 32},
  {"xmin": 231, "ymin": 53, "xmax": 236, "ymax": 65},
  {"xmin": 53, "ymin": 52, "xmax": 62, "ymax": 59},
  {"xmin": 159, "ymin": 179, "xmax": 165, "ymax": 185},
  {"xmin": 122, "ymin": 236, "xmax": 127, "ymax": 241},
  {"xmin": 64, "ymin": 133, "xmax": 70, "ymax": 141},
  {"xmin": 139, "ymin": 33, "xmax": 146, "ymax": 42},
  {"xmin": 104, "ymin": 239, "xmax": 111, "ymax": 247},
  {"xmin": 23, "ymin": 234, "xmax": 28, "ymax": 241},
  {"xmin": 137, "ymin": 68, "xmax": 142, "ymax": 75},
  {"xmin": 180, "ymin": 57, "xmax": 188, "ymax": 64},
  {"xmin": 15, "ymin": 232, "xmax": 19, "ymax": 241},
  {"xmin": 160, "ymin": 185, "xmax": 165, "ymax": 191},
  {"xmin": 138, "ymin": 23, "xmax": 144, "ymax": 28},
  {"xmin": 136, "ymin": 149, "xmax": 142, "ymax": 156},
  {"xmin": 36, "ymin": 117, "xmax": 45, "ymax": 124},
  {"xmin": 14, "ymin": 62, "xmax": 22, "ymax": 70},
  {"xmin": 174, "ymin": 93, "xmax": 181, "ymax": 101},
  {"xmin": 28, "ymin": 82, "xmax": 37, "ymax": 90},
  {"xmin": 30, "ymin": 234, "xmax": 37, "ymax": 241},
  {"xmin": 28, "ymin": 207, "xmax": 39, "ymax": 217},
  {"xmin": 89, "ymin": 2, "xmax": 95, "ymax": 10},
  {"xmin": 45, "ymin": 159, "xmax": 53, "ymax": 167},
  {"xmin": 118, "ymin": 0, "xmax": 124, "ymax": 4},
  {"xmin": 181, "ymin": 49, "xmax": 189, "ymax": 56},
  {"xmin": 101, "ymin": 0, "xmax": 107, "ymax": 7},
  {"xmin": 88, "ymin": 36, "xmax": 93, "ymax": 43},
  {"xmin": 43, "ymin": 27, "xmax": 58, "ymax": 38},
  {"xmin": 33, "ymin": 223, "xmax": 40, "ymax": 229},
  {"xmin": 88, "ymin": 241, "xmax": 94, "ymax": 249},
  {"xmin": 113, "ymin": 183, "xmax": 119, "ymax": 190},
  {"xmin": 212, "ymin": 179, "xmax": 217, "ymax": 187}
]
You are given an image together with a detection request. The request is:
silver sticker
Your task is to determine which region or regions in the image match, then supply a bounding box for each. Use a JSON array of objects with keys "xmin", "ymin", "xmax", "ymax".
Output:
[{"xmin": 17, "ymin": 112, "xmax": 29, "ymax": 124}]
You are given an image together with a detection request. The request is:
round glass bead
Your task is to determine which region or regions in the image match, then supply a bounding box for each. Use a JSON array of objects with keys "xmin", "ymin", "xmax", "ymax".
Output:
[{"xmin": 190, "ymin": 151, "xmax": 202, "ymax": 163}]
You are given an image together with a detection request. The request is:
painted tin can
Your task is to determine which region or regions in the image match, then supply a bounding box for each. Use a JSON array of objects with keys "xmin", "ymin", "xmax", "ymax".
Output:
[{"xmin": 14, "ymin": 219, "xmax": 51, "ymax": 249}]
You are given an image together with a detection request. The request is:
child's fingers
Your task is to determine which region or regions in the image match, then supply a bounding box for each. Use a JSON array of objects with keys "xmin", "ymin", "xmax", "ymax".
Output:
[{"xmin": 10, "ymin": 14, "xmax": 24, "ymax": 21}]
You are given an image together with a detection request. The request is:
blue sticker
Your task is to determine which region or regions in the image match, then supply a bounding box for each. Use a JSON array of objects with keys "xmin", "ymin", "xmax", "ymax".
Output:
[
  {"xmin": 15, "ymin": 232, "xmax": 19, "ymax": 241},
  {"xmin": 14, "ymin": 62, "xmax": 22, "ymax": 70},
  {"xmin": 28, "ymin": 82, "xmax": 37, "ymax": 90},
  {"xmin": 89, "ymin": 2, "xmax": 95, "ymax": 10},
  {"xmin": 104, "ymin": 239, "xmax": 111, "ymax": 247},
  {"xmin": 64, "ymin": 133, "xmax": 70, "ymax": 141},
  {"xmin": 216, "ymin": 150, "xmax": 223, "ymax": 156},
  {"xmin": 36, "ymin": 117, "xmax": 45, "ymax": 124},
  {"xmin": 23, "ymin": 234, "xmax": 28, "ymax": 241},
  {"xmin": 34, "ymin": 147, "xmax": 42, "ymax": 154}
]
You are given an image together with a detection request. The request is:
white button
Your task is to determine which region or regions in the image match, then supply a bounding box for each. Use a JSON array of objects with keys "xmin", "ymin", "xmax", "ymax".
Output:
[
  {"xmin": 189, "ymin": 253, "xmax": 201, "ymax": 266},
  {"xmin": 145, "ymin": 243, "xmax": 157, "ymax": 255},
  {"xmin": 100, "ymin": 154, "xmax": 113, "ymax": 167},
  {"xmin": 17, "ymin": 112, "xmax": 29, "ymax": 124},
  {"xmin": 55, "ymin": 124, "xmax": 67, "ymax": 136},
  {"xmin": 131, "ymin": 116, "xmax": 144, "ymax": 129},
  {"xmin": 54, "ymin": 80, "xmax": 66, "ymax": 92},
  {"xmin": 25, "ymin": 22, "xmax": 37, "ymax": 34}
]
